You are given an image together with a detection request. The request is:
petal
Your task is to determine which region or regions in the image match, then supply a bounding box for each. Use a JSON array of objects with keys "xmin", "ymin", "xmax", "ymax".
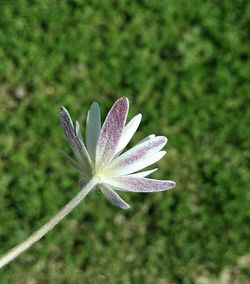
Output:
[
  {"xmin": 136, "ymin": 134, "xmax": 155, "ymax": 145},
  {"xmin": 60, "ymin": 107, "xmax": 91, "ymax": 164},
  {"xmin": 86, "ymin": 102, "xmax": 101, "ymax": 162},
  {"xmin": 75, "ymin": 121, "xmax": 83, "ymax": 142},
  {"xmin": 114, "ymin": 113, "xmax": 142, "ymax": 155},
  {"xmin": 105, "ymin": 176, "xmax": 176, "ymax": 192},
  {"xmin": 109, "ymin": 136, "xmax": 167, "ymax": 175},
  {"xmin": 129, "ymin": 168, "xmax": 158, "ymax": 178},
  {"xmin": 109, "ymin": 151, "xmax": 166, "ymax": 176},
  {"xmin": 96, "ymin": 97, "xmax": 129, "ymax": 166},
  {"xmin": 127, "ymin": 151, "xmax": 166, "ymax": 175},
  {"xmin": 100, "ymin": 185, "xmax": 130, "ymax": 209},
  {"xmin": 61, "ymin": 151, "xmax": 82, "ymax": 172}
]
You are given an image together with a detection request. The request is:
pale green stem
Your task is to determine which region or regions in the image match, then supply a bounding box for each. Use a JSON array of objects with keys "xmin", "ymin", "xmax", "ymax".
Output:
[{"xmin": 0, "ymin": 178, "xmax": 97, "ymax": 269}]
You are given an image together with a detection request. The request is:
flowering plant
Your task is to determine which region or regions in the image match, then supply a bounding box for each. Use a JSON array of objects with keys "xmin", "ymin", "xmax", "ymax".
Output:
[
  {"xmin": 61, "ymin": 97, "xmax": 175, "ymax": 208},
  {"xmin": 0, "ymin": 97, "xmax": 175, "ymax": 268}
]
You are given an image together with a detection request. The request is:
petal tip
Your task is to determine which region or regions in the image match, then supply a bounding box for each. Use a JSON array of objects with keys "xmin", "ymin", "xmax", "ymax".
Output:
[
  {"xmin": 118, "ymin": 96, "xmax": 129, "ymax": 106},
  {"xmin": 159, "ymin": 136, "xmax": 168, "ymax": 145},
  {"xmin": 60, "ymin": 106, "xmax": 67, "ymax": 113},
  {"xmin": 169, "ymin": 181, "xmax": 176, "ymax": 189},
  {"xmin": 161, "ymin": 150, "xmax": 167, "ymax": 156},
  {"xmin": 123, "ymin": 204, "xmax": 131, "ymax": 210},
  {"xmin": 60, "ymin": 106, "xmax": 71, "ymax": 119},
  {"xmin": 91, "ymin": 101, "xmax": 99, "ymax": 109},
  {"xmin": 136, "ymin": 113, "xmax": 142, "ymax": 121}
]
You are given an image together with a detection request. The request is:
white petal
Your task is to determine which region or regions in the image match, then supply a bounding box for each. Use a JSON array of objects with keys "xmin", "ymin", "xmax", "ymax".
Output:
[
  {"xmin": 114, "ymin": 113, "xmax": 142, "ymax": 155},
  {"xmin": 129, "ymin": 168, "xmax": 158, "ymax": 177},
  {"xmin": 96, "ymin": 97, "xmax": 129, "ymax": 166},
  {"xmin": 61, "ymin": 151, "xmax": 82, "ymax": 172},
  {"xmin": 136, "ymin": 134, "xmax": 155, "ymax": 145},
  {"xmin": 109, "ymin": 136, "xmax": 167, "ymax": 175},
  {"xmin": 105, "ymin": 176, "xmax": 176, "ymax": 192},
  {"xmin": 110, "ymin": 151, "xmax": 166, "ymax": 176},
  {"xmin": 100, "ymin": 185, "xmax": 130, "ymax": 209},
  {"xmin": 75, "ymin": 121, "xmax": 83, "ymax": 142},
  {"xmin": 86, "ymin": 102, "xmax": 101, "ymax": 162}
]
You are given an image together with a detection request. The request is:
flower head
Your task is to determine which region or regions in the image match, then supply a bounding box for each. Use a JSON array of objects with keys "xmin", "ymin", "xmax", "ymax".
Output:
[
  {"xmin": 60, "ymin": 97, "xmax": 175, "ymax": 209},
  {"xmin": 0, "ymin": 97, "xmax": 176, "ymax": 269}
]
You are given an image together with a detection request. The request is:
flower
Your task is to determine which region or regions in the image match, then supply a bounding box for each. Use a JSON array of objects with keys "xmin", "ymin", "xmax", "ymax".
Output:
[
  {"xmin": 60, "ymin": 97, "xmax": 175, "ymax": 209},
  {"xmin": 0, "ymin": 97, "xmax": 175, "ymax": 269}
]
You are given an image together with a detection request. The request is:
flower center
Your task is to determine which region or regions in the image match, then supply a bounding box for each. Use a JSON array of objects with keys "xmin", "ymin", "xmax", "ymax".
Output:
[{"xmin": 92, "ymin": 165, "xmax": 112, "ymax": 182}]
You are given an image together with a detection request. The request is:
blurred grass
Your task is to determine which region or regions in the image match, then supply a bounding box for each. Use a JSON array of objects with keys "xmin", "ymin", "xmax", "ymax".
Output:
[{"xmin": 0, "ymin": 0, "xmax": 249, "ymax": 283}]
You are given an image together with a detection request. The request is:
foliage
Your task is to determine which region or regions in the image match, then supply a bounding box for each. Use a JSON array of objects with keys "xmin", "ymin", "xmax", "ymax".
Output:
[{"xmin": 0, "ymin": 0, "xmax": 249, "ymax": 283}]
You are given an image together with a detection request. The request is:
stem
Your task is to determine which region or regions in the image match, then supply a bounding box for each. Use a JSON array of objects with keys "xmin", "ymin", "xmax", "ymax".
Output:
[{"xmin": 0, "ymin": 178, "xmax": 97, "ymax": 269}]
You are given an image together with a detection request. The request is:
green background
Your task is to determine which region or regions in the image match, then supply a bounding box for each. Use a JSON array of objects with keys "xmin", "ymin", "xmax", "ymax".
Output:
[{"xmin": 0, "ymin": 0, "xmax": 249, "ymax": 283}]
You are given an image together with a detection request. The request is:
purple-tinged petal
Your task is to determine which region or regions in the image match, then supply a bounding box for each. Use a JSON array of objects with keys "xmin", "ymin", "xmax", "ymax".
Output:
[
  {"xmin": 60, "ymin": 107, "xmax": 91, "ymax": 164},
  {"xmin": 96, "ymin": 97, "xmax": 129, "ymax": 166},
  {"xmin": 109, "ymin": 136, "xmax": 167, "ymax": 175},
  {"xmin": 105, "ymin": 176, "xmax": 176, "ymax": 192},
  {"xmin": 100, "ymin": 185, "xmax": 130, "ymax": 209}
]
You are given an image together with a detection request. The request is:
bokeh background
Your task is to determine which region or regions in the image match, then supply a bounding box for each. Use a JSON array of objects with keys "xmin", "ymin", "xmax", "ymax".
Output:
[{"xmin": 0, "ymin": 1, "xmax": 249, "ymax": 283}]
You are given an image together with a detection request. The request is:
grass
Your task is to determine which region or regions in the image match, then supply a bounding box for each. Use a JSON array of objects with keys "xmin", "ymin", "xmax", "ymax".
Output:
[{"xmin": 0, "ymin": 0, "xmax": 249, "ymax": 283}]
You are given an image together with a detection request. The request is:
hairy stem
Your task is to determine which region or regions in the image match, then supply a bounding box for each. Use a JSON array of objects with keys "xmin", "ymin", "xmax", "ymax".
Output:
[{"xmin": 0, "ymin": 178, "xmax": 97, "ymax": 269}]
